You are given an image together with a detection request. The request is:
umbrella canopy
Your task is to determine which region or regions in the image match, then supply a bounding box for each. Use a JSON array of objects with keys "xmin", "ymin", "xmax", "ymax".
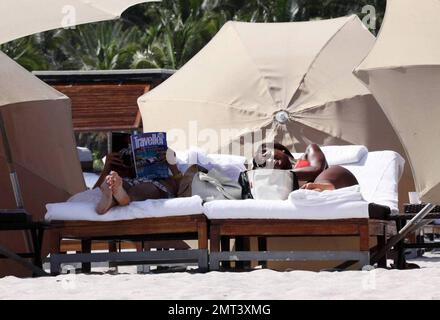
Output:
[
  {"xmin": 354, "ymin": 0, "xmax": 440, "ymax": 204},
  {"xmin": 0, "ymin": 51, "xmax": 86, "ymax": 219},
  {"xmin": 138, "ymin": 15, "xmax": 405, "ymax": 158},
  {"xmin": 0, "ymin": 0, "xmax": 157, "ymax": 44}
]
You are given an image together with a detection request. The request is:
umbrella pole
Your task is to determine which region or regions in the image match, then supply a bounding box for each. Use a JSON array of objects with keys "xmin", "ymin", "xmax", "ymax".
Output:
[{"xmin": 0, "ymin": 111, "xmax": 24, "ymax": 208}]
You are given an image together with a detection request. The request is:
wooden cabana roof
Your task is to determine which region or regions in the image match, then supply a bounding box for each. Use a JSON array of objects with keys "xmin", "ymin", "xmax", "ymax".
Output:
[{"xmin": 34, "ymin": 69, "xmax": 174, "ymax": 132}]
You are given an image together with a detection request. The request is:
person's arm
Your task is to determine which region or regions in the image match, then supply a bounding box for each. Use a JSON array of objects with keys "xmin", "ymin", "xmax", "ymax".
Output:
[
  {"xmin": 93, "ymin": 153, "xmax": 125, "ymax": 189},
  {"xmin": 292, "ymin": 144, "xmax": 327, "ymax": 181},
  {"xmin": 163, "ymin": 149, "xmax": 184, "ymax": 194},
  {"xmin": 164, "ymin": 149, "xmax": 181, "ymax": 176}
]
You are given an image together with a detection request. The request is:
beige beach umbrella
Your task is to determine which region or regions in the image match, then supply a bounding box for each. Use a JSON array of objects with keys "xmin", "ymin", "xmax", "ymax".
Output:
[
  {"xmin": 354, "ymin": 0, "xmax": 440, "ymax": 258},
  {"xmin": 355, "ymin": 0, "xmax": 440, "ymax": 205},
  {"xmin": 138, "ymin": 15, "xmax": 405, "ymax": 158},
  {"xmin": 0, "ymin": 51, "xmax": 86, "ymax": 219},
  {"xmin": 0, "ymin": 0, "xmax": 158, "ymax": 44},
  {"xmin": 139, "ymin": 15, "xmax": 416, "ymax": 209},
  {"xmin": 0, "ymin": 51, "xmax": 86, "ymax": 276}
]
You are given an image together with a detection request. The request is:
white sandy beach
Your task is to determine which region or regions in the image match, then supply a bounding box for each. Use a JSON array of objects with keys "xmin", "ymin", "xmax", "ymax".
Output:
[{"xmin": 1, "ymin": 252, "xmax": 440, "ymax": 300}]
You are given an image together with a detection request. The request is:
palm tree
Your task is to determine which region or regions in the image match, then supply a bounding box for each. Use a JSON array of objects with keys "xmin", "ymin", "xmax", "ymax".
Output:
[
  {"xmin": 0, "ymin": 36, "xmax": 48, "ymax": 70},
  {"xmin": 2, "ymin": 0, "xmax": 385, "ymax": 71},
  {"xmin": 55, "ymin": 21, "xmax": 142, "ymax": 70},
  {"xmin": 132, "ymin": 0, "xmax": 226, "ymax": 69},
  {"xmin": 288, "ymin": 0, "xmax": 384, "ymax": 32}
]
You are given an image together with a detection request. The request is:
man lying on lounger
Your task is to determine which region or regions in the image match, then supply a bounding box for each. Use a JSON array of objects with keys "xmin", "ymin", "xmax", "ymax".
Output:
[
  {"xmin": 253, "ymin": 143, "xmax": 358, "ymax": 191},
  {"xmin": 93, "ymin": 148, "xmax": 183, "ymax": 215}
]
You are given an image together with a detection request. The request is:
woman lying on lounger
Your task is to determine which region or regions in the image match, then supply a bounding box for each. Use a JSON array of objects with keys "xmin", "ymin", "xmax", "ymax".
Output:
[
  {"xmin": 93, "ymin": 148, "xmax": 182, "ymax": 215},
  {"xmin": 253, "ymin": 143, "xmax": 358, "ymax": 191}
]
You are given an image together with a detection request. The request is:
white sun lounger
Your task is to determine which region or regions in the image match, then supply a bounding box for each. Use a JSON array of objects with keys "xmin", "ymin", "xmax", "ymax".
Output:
[
  {"xmin": 46, "ymin": 195, "xmax": 208, "ymax": 274},
  {"xmin": 204, "ymin": 148, "xmax": 404, "ymax": 270},
  {"xmin": 45, "ymin": 146, "xmax": 403, "ymax": 272}
]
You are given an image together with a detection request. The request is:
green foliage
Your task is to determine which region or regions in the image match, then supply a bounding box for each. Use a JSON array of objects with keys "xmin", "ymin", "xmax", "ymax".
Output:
[
  {"xmin": 132, "ymin": 0, "xmax": 227, "ymax": 69},
  {"xmin": 0, "ymin": 36, "xmax": 48, "ymax": 70},
  {"xmin": 55, "ymin": 22, "xmax": 142, "ymax": 70},
  {"xmin": 2, "ymin": 0, "xmax": 386, "ymax": 71},
  {"xmin": 75, "ymin": 132, "xmax": 108, "ymax": 171}
]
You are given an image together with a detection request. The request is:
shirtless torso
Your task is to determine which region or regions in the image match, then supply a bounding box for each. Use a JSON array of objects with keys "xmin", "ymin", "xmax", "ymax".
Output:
[{"xmin": 293, "ymin": 144, "xmax": 358, "ymax": 191}]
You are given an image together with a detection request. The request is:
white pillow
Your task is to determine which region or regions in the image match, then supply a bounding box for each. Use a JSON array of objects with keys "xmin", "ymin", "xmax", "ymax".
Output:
[
  {"xmin": 321, "ymin": 145, "xmax": 368, "ymax": 165},
  {"xmin": 292, "ymin": 145, "xmax": 368, "ymax": 166},
  {"xmin": 343, "ymin": 151, "xmax": 404, "ymax": 212},
  {"xmin": 83, "ymin": 172, "xmax": 100, "ymax": 190},
  {"xmin": 77, "ymin": 147, "xmax": 93, "ymax": 162},
  {"xmin": 176, "ymin": 148, "xmax": 246, "ymax": 181}
]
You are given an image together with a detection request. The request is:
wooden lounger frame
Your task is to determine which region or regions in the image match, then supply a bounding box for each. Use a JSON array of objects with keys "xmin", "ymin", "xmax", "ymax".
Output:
[
  {"xmin": 209, "ymin": 218, "xmax": 394, "ymax": 271},
  {"xmin": 48, "ymin": 214, "xmax": 208, "ymax": 274},
  {"xmin": 47, "ymin": 214, "xmax": 395, "ymax": 273}
]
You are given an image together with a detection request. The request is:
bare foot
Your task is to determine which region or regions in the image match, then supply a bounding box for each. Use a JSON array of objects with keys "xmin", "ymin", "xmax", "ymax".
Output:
[
  {"xmin": 301, "ymin": 182, "xmax": 335, "ymax": 192},
  {"xmin": 96, "ymin": 182, "xmax": 115, "ymax": 215},
  {"xmin": 108, "ymin": 171, "xmax": 130, "ymax": 206}
]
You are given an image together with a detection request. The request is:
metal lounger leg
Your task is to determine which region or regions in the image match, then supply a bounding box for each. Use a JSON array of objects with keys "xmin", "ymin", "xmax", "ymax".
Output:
[
  {"xmin": 30, "ymin": 228, "xmax": 43, "ymax": 270},
  {"xmin": 198, "ymin": 250, "xmax": 209, "ymax": 273},
  {"xmin": 0, "ymin": 245, "xmax": 47, "ymax": 277},
  {"xmin": 209, "ymin": 251, "xmax": 370, "ymax": 270},
  {"xmin": 358, "ymin": 252, "xmax": 371, "ymax": 268},
  {"xmin": 50, "ymin": 249, "xmax": 207, "ymax": 274},
  {"xmin": 373, "ymin": 203, "xmax": 435, "ymax": 263},
  {"xmin": 209, "ymin": 255, "xmax": 220, "ymax": 271},
  {"xmin": 50, "ymin": 254, "xmax": 62, "ymax": 275}
]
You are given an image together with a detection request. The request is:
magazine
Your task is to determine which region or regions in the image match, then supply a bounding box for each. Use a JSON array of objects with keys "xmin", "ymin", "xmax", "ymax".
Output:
[{"xmin": 130, "ymin": 132, "xmax": 169, "ymax": 180}]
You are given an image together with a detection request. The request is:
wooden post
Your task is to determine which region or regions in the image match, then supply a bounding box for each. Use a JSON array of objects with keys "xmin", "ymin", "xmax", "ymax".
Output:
[
  {"xmin": 359, "ymin": 224, "xmax": 370, "ymax": 252},
  {"xmin": 235, "ymin": 237, "xmax": 251, "ymax": 270},
  {"xmin": 210, "ymin": 225, "xmax": 220, "ymax": 253},
  {"xmin": 197, "ymin": 221, "xmax": 208, "ymax": 250},
  {"xmin": 258, "ymin": 237, "xmax": 267, "ymax": 269},
  {"xmin": 359, "ymin": 223, "xmax": 370, "ymax": 268},
  {"xmin": 81, "ymin": 239, "xmax": 92, "ymax": 273},
  {"xmin": 376, "ymin": 224, "xmax": 387, "ymax": 268},
  {"xmin": 221, "ymin": 236, "xmax": 231, "ymax": 270}
]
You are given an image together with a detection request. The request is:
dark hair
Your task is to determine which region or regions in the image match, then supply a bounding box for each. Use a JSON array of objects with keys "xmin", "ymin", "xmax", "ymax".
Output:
[{"xmin": 252, "ymin": 143, "xmax": 294, "ymax": 169}]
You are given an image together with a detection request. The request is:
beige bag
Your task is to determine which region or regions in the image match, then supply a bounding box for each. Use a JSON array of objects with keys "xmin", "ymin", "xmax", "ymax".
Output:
[
  {"xmin": 247, "ymin": 169, "xmax": 297, "ymax": 200},
  {"xmin": 178, "ymin": 165, "xmax": 242, "ymax": 202}
]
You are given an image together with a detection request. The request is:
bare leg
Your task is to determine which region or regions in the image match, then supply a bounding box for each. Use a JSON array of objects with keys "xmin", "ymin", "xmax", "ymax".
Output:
[
  {"xmin": 301, "ymin": 182, "xmax": 336, "ymax": 192},
  {"xmin": 96, "ymin": 181, "xmax": 117, "ymax": 214},
  {"xmin": 127, "ymin": 182, "xmax": 167, "ymax": 202}
]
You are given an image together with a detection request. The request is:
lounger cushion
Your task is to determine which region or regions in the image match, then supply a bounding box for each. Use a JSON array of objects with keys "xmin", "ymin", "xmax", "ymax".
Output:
[
  {"xmin": 203, "ymin": 199, "xmax": 370, "ymax": 220},
  {"xmin": 204, "ymin": 185, "xmax": 370, "ymax": 219},
  {"xmin": 204, "ymin": 185, "xmax": 393, "ymax": 220},
  {"xmin": 45, "ymin": 189, "xmax": 204, "ymax": 222},
  {"xmin": 342, "ymin": 151, "xmax": 404, "ymax": 212},
  {"xmin": 292, "ymin": 145, "xmax": 368, "ymax": 166}
]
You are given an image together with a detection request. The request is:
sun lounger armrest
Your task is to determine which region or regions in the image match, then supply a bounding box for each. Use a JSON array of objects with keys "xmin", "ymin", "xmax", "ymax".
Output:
[{"xmin": 368, "ymin": 203, "xmax": 391, "ymax": 220}]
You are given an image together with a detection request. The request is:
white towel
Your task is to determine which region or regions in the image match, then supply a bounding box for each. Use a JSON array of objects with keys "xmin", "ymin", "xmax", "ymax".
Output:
[
  {"xmin": 176, "ymin": 148, "xmax": 246, "ymax": 181},
  {"xmin": 321, "ymin": 145, "xmax": 368, "ymax": 165},
  {"xmin": 288, "ymin": 185, "xmax": 364, "ymax": 207},
  {"xmin": 45, "ymin": 190, "xmax": 204, "ymax": 222}
]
